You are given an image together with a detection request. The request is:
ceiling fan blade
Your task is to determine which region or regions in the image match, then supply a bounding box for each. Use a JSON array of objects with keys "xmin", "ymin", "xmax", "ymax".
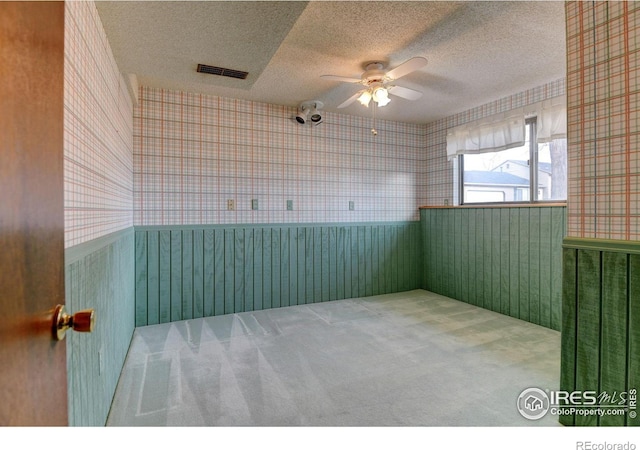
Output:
[
  {"xmin": 388, "ymin": 85, "xmax": 423, "ymax": 101},
  {"xmin": 337, "ymin": 91, "xmax": 362, "ymax": 108},
  {"xmin": 321, "ymin": 74, "xmax": 362, "ymax": 83},
  {"xmin": 385, "ymin": 56, "xmax": 428, "ymax": 80}
]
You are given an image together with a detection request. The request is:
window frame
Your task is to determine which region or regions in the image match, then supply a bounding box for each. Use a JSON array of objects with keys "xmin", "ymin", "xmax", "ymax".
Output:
[{"xmin": 458, "ymin": 117, "xmax": 563, "ymax": 206}]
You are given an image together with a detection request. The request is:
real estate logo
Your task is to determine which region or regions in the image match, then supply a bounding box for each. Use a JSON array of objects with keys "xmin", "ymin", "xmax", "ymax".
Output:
[
  {"xmin": 517, "ymin": 387, "xmax": 550, "ymax": 420},
  {"xmin": 517, "ymin": 387, "xmax": 637, "ymax": 420}
]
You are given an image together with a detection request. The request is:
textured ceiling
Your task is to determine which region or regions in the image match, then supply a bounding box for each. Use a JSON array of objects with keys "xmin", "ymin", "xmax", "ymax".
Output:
[{"xmin": 96, "ymin": 1, "xmax": 567, "ymax": 124}]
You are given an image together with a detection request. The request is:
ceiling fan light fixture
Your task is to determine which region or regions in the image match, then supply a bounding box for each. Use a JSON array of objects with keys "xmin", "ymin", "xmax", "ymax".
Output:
[
  {"xmin": 372, "ymin": 86, "xmax": 390, "ymax": 106},
  {"xmin": 376, "ymin": 96, "xmax": 390, "ymax": 107},
  {"xmin": 357, "ymin": 90, "xmax": 372, "ymax": 107},
  {"xmin": 323, "ymin": 56, "xmax": 427, "ymax": 110}
]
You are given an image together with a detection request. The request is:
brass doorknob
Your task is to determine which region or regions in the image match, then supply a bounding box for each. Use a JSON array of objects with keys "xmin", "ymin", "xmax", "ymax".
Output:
[{"xmin": 52, "ymin": 305, "xmax": 95, "ymax": 341}]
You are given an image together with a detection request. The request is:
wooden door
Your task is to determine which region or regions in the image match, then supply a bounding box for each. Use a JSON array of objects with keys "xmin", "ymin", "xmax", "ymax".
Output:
[{"xmin": 0, "ymin": 1, "xmax": 67, "ymax": 425}]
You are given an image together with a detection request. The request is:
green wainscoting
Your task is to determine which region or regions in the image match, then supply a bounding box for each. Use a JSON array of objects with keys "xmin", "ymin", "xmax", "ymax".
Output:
[
  {"xmin": 560, "ymin": 238, "xmax": 640, "ymax": 426},
  {"xmin": 134, "ymin": 222, "xmax": 422, "ymax": 326},
  {"xmin": 420, "ymin": 206, "xmax": 566, "ymax": 330},
  {"xmin": 65, "ymin": 228, "xmax": 135, "ymax": 426}
]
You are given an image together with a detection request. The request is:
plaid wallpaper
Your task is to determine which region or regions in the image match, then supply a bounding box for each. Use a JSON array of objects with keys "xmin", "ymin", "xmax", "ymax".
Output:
[
  {"xmin": 134, "ymin": 87, "xmax": 427, "ymax": 225},
  {"xmin": 566, "ymin": 1, "xmax": 640, "ymax": 240},
  {"xmin": 423, "ymin": 78, "xmax": 567, "ymax": 206},
  {"xmin": 64, "ymin": 1, "xmax": 134, "ymax": 248},
  {"xmin": 67, "ymin": 1, "xmax": 639, "ymax": 241}
]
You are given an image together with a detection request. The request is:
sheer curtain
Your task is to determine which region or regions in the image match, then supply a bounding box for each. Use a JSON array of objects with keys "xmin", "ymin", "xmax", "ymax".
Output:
[
  {"xmin": 534, "ymin": 95, "xmax": 567, "ymax": 143},
  {"xmin": 446, "ymin": 95, "xmax": 566, "ymax": 161}
]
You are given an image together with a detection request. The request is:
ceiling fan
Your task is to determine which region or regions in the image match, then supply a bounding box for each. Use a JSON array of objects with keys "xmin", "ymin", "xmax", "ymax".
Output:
[{"xmin": 321, "ymin": 56, "xmax": 428, "ymax": 109}]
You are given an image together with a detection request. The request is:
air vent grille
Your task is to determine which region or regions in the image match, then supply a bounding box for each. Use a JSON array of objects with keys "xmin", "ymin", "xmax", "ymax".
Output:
[{"xmin": 197, "ymin": 64, "xmax": 248, "ymax": 80}]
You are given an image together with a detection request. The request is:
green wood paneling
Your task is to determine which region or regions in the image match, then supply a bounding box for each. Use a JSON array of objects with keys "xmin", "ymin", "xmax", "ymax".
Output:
[
  {"xmin": 323, "ymin": 227, "xmax": 331, "ymax": 301},
  {"xmin": 224, "ymin": 229, "xmax": 235, "ymax": 314},
  {"xmin": 364, "ymin": 226, "xmax": 372, "ymax": 296},
  {"xmin": 66, "ymin": 228, "xmax": 135, "ymax": 426},
  {"xmin": 382, "ymin": 225, "xmax": 392, "ymax": 294},
  {"xmin": 147, "ymin": 231, "xmax": 160, "ymax": 325},
  {"xmin": 467, "ymin": 209, "xmax": 476, "ymax": 306},
  {"xmin": 234, "ymin": 228, "xmax": 245, "ymax": 313},
  {"xmin": 337, "ymin": 227, "xmax": 346, "ymax": 299},
  {"xmin": 159, "ymin": 230, "xmax": 171, "ymax": 323},
  {"xmin": 182, "ymin": 230, "xmax": 193, "ymax": 320},
  {"xmin": 460, "ymin": 209, "xmax": 470, "ymax": 304},
  {"xmin": 203, "ymin": 229, "xmax": 215, "ymax": 316},
  {"xmin": 170, "ymin": 230, "xmax": 182, "ymax": 322},
  {"xmin": 561, "ymin": 240, "xmax": 640, "ymax": 427},
  {"xmin": 135, "ymin": 231, "xmax": 147, "ymax": 327},
  {"xmin": 135, "ymin": 222, "xmax": 421, "ymax": 324},
  {"xmin": 279, "ymin": 228, "xmax": 289, "ymax": 307},
  {"xmin": 330, "ymin": 227, "xmax": 338, "ymax": 300},
  {"xmin": 599, "ymin": 251, "xmax": 627, "ymax": 426},
  {"xmin": 423, "ymin": 210, "xmax": 436, "ymax": 294},
  {"xmin": 271, "ymin": 228, "xmax": 281, "ymax": 308},
  {"xmin": 343, "ymin": 226, "xmax": 352, "ymax": 299},
  {"xmin": 560, "ymin": 247, "xmax": 577, "ymax": 426},
  {"xmin": 262, "ymin": 228, "xmax": 272, "ymax": 310},
  {"xmin": 371, "ymin": 226, "xmax": 380, "ymax": 295},
  {"xmin": 518, "ymin": 208, "xmax": 530, "ymax": 323},
  {"xmin": 482, "ymin": 210, "xmax": 493, "ymax": 311},
  {"xmin": 314, "ymin": 227, "xmax": 324, "ymax": 303},
  {"xmin": 390, "ymin": 226, "xmax": 399, "ymax": 294},
  {"xmin": 489, "ymin": 210, "xmax": 499, "ymax": 313},
  {"xmin": 420, "ymin": 206, "xmax": 565, "ymax": 330},
  {"xmin": 575, "ymin": 249, "xmax": 601, "ymax": 426},
  {"xmin": 350, "ymin": 227, "xmax": 359, "ymax": 299},
  {"xmin": 244, "ymin": 228, "xmax": 254, "ymax": 312},
  {"xmin": 474, "ymin": 209, "xmax": 484, "ymax": 308},
  {"xmin": 305, "ymin": 227, "xmax": 314, "ymax": 303},
  {"xmin": 550, "ymin": 208, "xmax": 564, "ymax": 330},
  {"xmin": 539, "ymin": 208, "xmax": 552, "ymax": 328},
  {"xmin": 297, "ymin": 228, "xmax": 307, "ymax": 304},
  {"xmin": 454, "ymin": 209, "xmax": 462, "ymax": 300},
  {"xmin": 529, "ymin": 208, "xmax": 541, "ymax": 325},
  {"xmin": 214, "ymin": 229, "xmax": 225, "ymax": 315},
  {"xmin": 508, "ymin": 209, "xmax": 520, "ymax": 318},
  {"xmin": 253, "ymin": 228, "xmax": 263, "ymax": 311},
  {"xmin": 193, "ymin": 229, "xmax": 204, "ymax": 319}
]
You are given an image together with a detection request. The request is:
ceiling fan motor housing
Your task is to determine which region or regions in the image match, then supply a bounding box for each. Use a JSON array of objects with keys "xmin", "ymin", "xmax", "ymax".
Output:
[{"xmin": 363, "ymin": 63, "xmax": 387, "ymax": 84}]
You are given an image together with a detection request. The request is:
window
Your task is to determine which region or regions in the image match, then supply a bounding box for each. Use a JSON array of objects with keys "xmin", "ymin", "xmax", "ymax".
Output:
[{"xmin": 459, "ymin": 118, "xmax": 567, "ymax": 204}]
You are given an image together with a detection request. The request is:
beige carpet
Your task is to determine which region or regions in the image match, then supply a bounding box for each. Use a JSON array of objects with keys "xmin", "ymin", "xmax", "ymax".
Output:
[{"xmin": 107, "ymin": 289, "xmax": 561, "ymax": 426}]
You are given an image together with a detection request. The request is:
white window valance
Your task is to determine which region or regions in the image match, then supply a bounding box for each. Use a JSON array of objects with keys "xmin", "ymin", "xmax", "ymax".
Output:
[
  {"xmin": 446, "ymin": 95, "xmax": 566, "ymax": 161},
  {"xmin": 533, "ymin": 95, "xmax": 567, "ymax": 143}
]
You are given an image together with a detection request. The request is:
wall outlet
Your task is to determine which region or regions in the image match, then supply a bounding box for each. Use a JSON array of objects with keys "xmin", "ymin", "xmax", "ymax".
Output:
[
  {"xmin": 227, "ymin": 199, "xmax": 235, "ymax": 210},
  {"xmin": 349, "ymin": 201, "xmax": 355, "ymax": 211},
  {"xmin": 286, "ymin": 200, "xmax": 293, "ymax": 211},
  {"xmin": 251, "ymin": 199, "xmax": 259, "ymax": 210}
]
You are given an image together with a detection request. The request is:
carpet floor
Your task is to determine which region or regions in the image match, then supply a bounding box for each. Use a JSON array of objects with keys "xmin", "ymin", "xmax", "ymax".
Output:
[{"xmin": 106, "ymin": 289, "xmax": 561, "ymax": 426}]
